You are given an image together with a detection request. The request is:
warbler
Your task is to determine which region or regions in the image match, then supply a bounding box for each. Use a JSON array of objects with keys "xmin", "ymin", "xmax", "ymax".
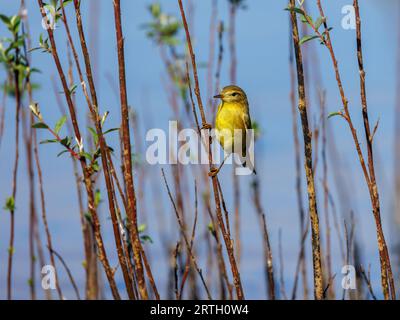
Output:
[{"xmin": 211, "ymin": 85, "xmax": 256, "ymax": 175}]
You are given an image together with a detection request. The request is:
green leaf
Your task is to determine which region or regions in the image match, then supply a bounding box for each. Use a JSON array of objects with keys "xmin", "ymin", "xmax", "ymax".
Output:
[
  {"xmin": 28, "ymin": 46, "xmax": 41, "ymax": 53},
  {"xmin": 101, "ymin": 111, "xmax": 109, "ymax": 126},
  {"xmin": 284, "ymin": 7, "xmax": 305, "ymax": 16},
  {"xmin": 138, "ymin": 224, "xmax": 147, "ymax": 233},
  {"xmin": 28, "ymin": 67, "xmax": 41, "ymax": 74},
  {"xmin": 300, "ymin": 35, "xmax": 319, "ymax": 45},
  {"xmin": 84, "ymin": 212, "xmax": 92, "ymax": 223},
  {"xmin": 80, "ymin": 152, "xmax": 92, "ymax": 161},
  {"xmin": 94, "ymin": 189, "xmax": 101, "ymax": 208},
  {"xmin": 149, "ymin": 3, "xmax": 161, "ymax": 18},
  {"xmin": 328, "ymin": 111, "xmax": 342, "ymax": 119},
  {"xmin": 87, "ymin": 127, "xmax": 98, "ymax": 145},
  {"xmin": 0, "ymin": 14, "xmax": 10, "ymax": 24},
  {"xmin": 315, "ymin": 16, "xmax": 325, "ymax": 30},
  {"xmin": 300, "ymin": 14, "xmax": 313, "ymax": 24},
  {"xmin": 60, "ymin": 136, "xmax": 71, "ymax": 147},
  {"xmin": 0, "ymin": 14, "xmax": 10, "ymax": 27},
  {"xmin": 10, "ymin": 15, "xmax": 21, "ymax": 34},
  {"xmin": 4, "ymin": 196, "xmax": 15, "ymax": 212},
  {"xmin": 57, "ymin": 150, "xmax": 69, "ymax": 157},
  {"xmin": 32, "ymin": 122, "xmax": 48, "ymax": 129},
  {"xmin": 140, "ymin": 235, "xmax": 153, "ymax": 244},
  {"xmin": 103, "ymin": 127, "xmax": 120, "ymax": 135},
  {"xmin": 40, "ymin": 139, "xmax": 58, "ymax": 144},
  {"xmin": 54, "ymin": 115, "xmax": 67, "ymax": 134},
  {"xmin": 68, "ymin": 84, "xmax": 77, "ymax": 95},
  {"xmin": 91, "ymin": 161, "xmax": 100, "ymax": 172},
  {"xmin": 57, "ymin": 0, "xmax": 73, "ymax": 10}
]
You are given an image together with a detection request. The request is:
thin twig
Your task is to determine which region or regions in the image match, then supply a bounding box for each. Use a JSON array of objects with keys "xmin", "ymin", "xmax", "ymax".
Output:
[
  {"xmin": 162, "ymin": 168, "xmax": 212, "ymax": 299},
  {"xmin": 48, "ymin": 247, "xmax": 81, "ymax": 300}
]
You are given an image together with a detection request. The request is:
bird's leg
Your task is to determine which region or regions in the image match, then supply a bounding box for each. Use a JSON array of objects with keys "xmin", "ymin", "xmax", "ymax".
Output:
[{"xmin": 209, "ymin": 154, "xmax": 229, "ymax": 177}]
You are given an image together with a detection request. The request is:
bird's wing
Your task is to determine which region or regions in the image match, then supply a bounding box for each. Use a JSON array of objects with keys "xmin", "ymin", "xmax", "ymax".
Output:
[{"xmin": 242, "ymin": 110, "xmax": 252, "ymax": 130}]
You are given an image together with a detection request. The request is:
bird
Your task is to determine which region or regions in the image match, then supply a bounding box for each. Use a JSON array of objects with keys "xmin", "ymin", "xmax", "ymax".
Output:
[{"xmin": 211, "ymin": 85, "xmax": 256, "ymax": 176}]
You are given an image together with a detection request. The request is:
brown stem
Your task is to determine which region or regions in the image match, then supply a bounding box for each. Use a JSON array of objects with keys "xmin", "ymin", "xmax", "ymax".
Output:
[
  {"xmin": 288, "ymin": 0, "xmax": 324, "ymax": 299},
  {"xmin": 173, "ymin": 242, "xmax": 180, "ymax": 300},
  {"xmin": 288, "ymin": 22, "xmax": 309, "ymax": 300},
  {"xmin": 7, "ymin": 36, "xmax": 21, "ymax": 300},
  {"xmin": 70, "ymin": 0, "xmax": 136, "ymax": 299},
  {"xmin": 213, "ymin": 21, "xmax": 224, "ymax": 120},
  {"xmin": 252, "ymin": 179, "xmax": 276, "ymax": 300},
  {"xmin": 24, "ymin": 84, "xmax": 64, "ymax": 300},
  {"xmin": 228, "ymin": 3, "xmax": 237, "ymax": 84},
  {"xmin": 229, "ymin": 5, "xmax": 241, "ymax": 262},
  {"xmin": 353, "ymin": 0, "xmax": 395, "ymax": 300},
  {"xmin": 207, "ymin": 0, "xmax": 218, "ymax": 116},
  {"xmin": 359, "ymin": 265, "xmax": 377, "ymax": 300},
  {"xmin": 37, "ymin": 0, "xmax": 120, "ymax": 299},
  {"xmin": 300, "ymin": 0, "xmax": 395, "ymax": 300},
  {"xmin": 0, "ymin": 81, "xmax": 6, "ymax": 149},
  {"xmin": 178, "ymin": 181, "xmax": 199, "ymax": 299},
  {"xmin": 65, "ymin": 50, "xmax": 98, "ymax": 298},
  {"xmin": 278, "ymin": 229, "xmax": 287, "ymax": 299},
  {"xmin": 20, "ymin": 6, "xmax": 55, "ymax": 298},
  {"xmin": 22, "ymin": 93, "xmax": 36, "ymax": 300},
  {"xmin": 320, "ymin": 90, "xmax": 334, "ymax": 299},
  {"xmin": 206, "ymin": 202, "xmax": 233, "ymax": 299},
  {"xmin": 111, "ymin": 0, "xmax": 152, "ymax": 299}
]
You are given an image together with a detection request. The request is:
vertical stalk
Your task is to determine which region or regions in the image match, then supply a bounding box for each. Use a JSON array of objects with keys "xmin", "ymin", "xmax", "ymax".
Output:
[
  {"xmin": 300, "ymin": 0, "xmax": 395, "ymax": 299},
  {"xmin": 252, "ymin": 179, "xmax": 275, "ymax": 299},
  {"xmin": 353, "ymin": 0, "xmax": 396, "ymax": 299},
  {"xmin": 112, "ymin": 0, "xmax": 152, "ymax": 299},
  {"xmin": 22, "ymin": 91, "xmax": 37, "ymax": 300},
  {"xmin": 228, "ymin": 1, "xmax": 242, "ymax": 265},
  {"xmin": 71, "ymin": 0, "xmax": 136, "ymax": 299},
  {"xmin": 288, "ymin": 21, "xmax": 309, "ymax": 300},
  {"xmin": 288, "ymin": 0, "xmax": 324, "ymax": 300},
  {"xmin": 37, "ymin": 0, "xmax": 121, "ymax": 299},
  {"xmin": 66, "ymin": 46, "xmax": 98, "ymax": 299},
  {"xmin": 7, "ymin": 28, "xmax": 22, "ymax": 299},
  {"xmin": 20, "ymin": 8, "xmax": 64, "ymax": 299}
]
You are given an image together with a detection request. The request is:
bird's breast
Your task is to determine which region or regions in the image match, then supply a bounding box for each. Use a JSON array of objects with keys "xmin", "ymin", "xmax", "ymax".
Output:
[{"xmin": 215, "ymin": 102, "xmax": 248, "ymax": 152}]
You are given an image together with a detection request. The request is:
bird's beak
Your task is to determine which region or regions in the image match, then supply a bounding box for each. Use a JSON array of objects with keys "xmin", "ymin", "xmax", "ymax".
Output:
[{"xmin": 213, "ymin": 94, "xmax": 223, "ymax": 99}]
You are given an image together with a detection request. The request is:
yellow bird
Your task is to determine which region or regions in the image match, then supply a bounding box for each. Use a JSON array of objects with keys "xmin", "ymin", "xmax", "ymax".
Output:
[{"xmin": 211, "ymin": 85, "xmax": 256, "ymax": 176}]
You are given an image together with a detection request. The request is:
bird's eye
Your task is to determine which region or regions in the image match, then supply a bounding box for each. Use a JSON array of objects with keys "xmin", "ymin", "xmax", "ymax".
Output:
[{"xmin": 232, "ymin": 92, "xmax": 238, "ymax": 96}]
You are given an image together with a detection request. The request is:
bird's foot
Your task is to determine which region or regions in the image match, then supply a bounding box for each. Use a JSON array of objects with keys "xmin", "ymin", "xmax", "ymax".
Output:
[
  {"xmin": 208, "ymin": 167, "xmax": 220, "ymax": 177},
  {"xmin": 201, "ymin": 123, "xmax": 212, "ymax": 130}
]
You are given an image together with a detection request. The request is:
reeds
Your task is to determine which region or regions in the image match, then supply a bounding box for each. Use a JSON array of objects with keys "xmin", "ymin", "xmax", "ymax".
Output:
[
  {"xmin": 295, "ymin": 0, "xmax": 395, "ymax": 300},
  {"xmin": 0, "ymin": 0, "xmax": 397, "ymax": 301},
  {"xmin": 288, "ymin": 0, "xmax": 324, "ymax": 300}
]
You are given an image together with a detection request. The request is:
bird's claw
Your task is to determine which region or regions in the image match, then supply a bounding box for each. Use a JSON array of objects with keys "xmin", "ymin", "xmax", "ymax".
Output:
[
  {"xmin": 208, "ymin": 167, "xmax": 219, "ymax": 177},
  {"xmin": 201, "ymin": 123, "xmax": 212, "ymax": 130}
]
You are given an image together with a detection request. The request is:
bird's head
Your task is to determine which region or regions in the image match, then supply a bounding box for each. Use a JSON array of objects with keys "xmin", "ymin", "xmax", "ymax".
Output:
[{"xmin": 213, "ymin": 85, "xmax": 247, "ymax": 103}]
